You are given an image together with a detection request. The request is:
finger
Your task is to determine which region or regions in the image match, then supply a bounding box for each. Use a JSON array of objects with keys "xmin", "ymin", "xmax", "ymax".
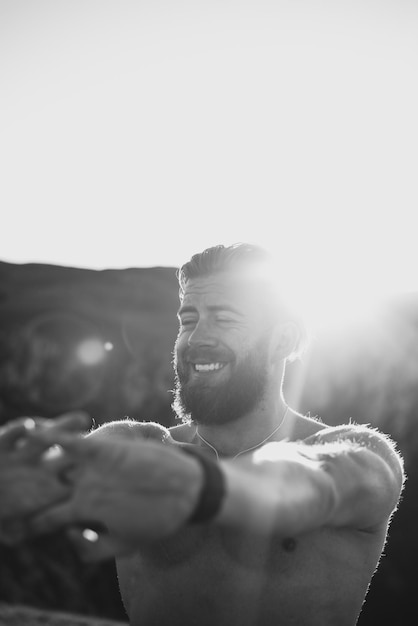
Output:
[
  {"xmin": 0, "ymin": 418, "xmax": 38, "ymax": 450},
  {"xmin": 42, "ymin": 447, "xmax": 77, "ymax": 483},
  {"xmin": 0, "ymin": 415, "xmax": 68, "ymax": 447},
  {"xmin": 67, "ymin": 527, "xmax": 135, "ymax": 562},
  {"xmin": 28, "ymin": 500, "xmax": 76, "ymax": 536},
  {"xmin": 51, "ymin": 411, "xmax": 92, "ymax": 433},
  {"xmin": 12, "ymin": 413, "xmax": 91, "ymax": 461},
  {"xmin": 18, "ymin": 433, "xmax": 69, "ymax": 462},
  {"xmin": 26, "ymin": 430, "xmax": 89, "ymax": 460}
]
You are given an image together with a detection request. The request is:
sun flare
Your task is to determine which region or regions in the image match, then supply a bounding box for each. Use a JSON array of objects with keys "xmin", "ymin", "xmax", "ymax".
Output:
[{"xmin": 265, "ymin": 246, "xmax": 396, "ymax": 336}]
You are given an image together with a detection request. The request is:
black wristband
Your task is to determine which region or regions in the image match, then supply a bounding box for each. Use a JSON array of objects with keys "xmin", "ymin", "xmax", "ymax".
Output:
[{"xmin": 182, "ymin": 446, "xmax": 226, "ymax": 524}]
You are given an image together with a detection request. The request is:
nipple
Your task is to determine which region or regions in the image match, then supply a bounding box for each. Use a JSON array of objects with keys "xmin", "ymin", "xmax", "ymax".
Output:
[{"xmin": 282, "ymin": 537, "xmax": 296, "ymax": 552}]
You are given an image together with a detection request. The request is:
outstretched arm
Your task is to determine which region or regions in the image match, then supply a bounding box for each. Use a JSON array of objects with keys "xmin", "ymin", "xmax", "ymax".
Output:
[
  {"xmin": 27, "ymin": 423, "xmax": 204, "ymax": 558},
  {"xmin": 26, "ymin": 419, "xmax": 405, "ymax": 560}
]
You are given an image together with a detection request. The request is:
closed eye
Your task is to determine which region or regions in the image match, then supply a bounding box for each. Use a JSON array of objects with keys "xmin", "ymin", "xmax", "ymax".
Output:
[{"xmin": 216, "ymin": 317, "xmax": 238, "ymax": 325}]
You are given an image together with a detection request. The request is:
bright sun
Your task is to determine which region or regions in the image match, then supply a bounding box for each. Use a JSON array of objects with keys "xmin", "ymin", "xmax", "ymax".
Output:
[{"xmin": 266, "ymin": 244, "xmax": 402, "ymax": 335}]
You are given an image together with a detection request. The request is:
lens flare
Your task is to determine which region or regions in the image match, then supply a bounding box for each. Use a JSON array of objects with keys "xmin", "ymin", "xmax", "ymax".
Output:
[{"xmin": 75, "ymin": 339, "xmax": 107, "ymax": 366}]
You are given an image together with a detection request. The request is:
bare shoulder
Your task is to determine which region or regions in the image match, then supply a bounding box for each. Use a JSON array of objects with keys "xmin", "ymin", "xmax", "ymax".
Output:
[
  {"xmin": 290, "ymin": 411, "xmax": 328, "ymax": 440},
  {"xmin": 305, "ymin": 421, "xmax": 399, "ymax": 449},
  {"xmin": 304, "ymin": 421, "xmax": 405, "ymax": 482},
  {"xmin": 87, "ymin": 418, "xmax": 174, "ymax": 444}
]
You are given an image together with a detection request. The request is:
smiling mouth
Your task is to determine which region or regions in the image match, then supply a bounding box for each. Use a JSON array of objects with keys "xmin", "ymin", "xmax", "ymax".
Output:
[{"xmin": 193, "ymin": 362, "xmax": 226, "ymax": 372}]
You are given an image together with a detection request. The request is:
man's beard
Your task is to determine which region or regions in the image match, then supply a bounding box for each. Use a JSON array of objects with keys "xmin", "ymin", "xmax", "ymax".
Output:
[{"xmin": 172, "ymin": 337, "xmax": 269, "ymax": 426}]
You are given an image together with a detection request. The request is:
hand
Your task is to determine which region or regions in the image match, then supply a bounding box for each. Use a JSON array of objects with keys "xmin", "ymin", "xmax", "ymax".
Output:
[
  {"xmin": 26, "ymin": 431, "xmax": 203, "ymax": 560},
  {"xmin": 0, "ymin": 411, "xmax": 90, "ymax": 544}
]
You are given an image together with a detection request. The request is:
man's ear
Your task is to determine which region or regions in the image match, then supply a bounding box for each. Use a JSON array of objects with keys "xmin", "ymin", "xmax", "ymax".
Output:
[{"xmin": 270, "ymin": 321, "xmax": 299, "ymax": 362}]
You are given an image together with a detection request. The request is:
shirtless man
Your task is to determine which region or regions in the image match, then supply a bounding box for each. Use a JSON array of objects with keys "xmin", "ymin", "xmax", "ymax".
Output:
[{"xmin": 25, "ymin": 243, "xmax": 405, "ymax": 626}]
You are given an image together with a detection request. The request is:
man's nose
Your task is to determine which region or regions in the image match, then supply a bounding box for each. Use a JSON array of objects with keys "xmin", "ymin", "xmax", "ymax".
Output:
[{"xmin": 187, "ymin": 320, "xmax": 218, "ymax": 347}]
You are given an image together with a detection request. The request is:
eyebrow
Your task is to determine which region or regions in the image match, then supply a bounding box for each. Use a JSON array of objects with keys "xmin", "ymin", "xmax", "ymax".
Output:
[{"xmin": 177, "ymin": 304, "xmax": 242, "ymax": 317}]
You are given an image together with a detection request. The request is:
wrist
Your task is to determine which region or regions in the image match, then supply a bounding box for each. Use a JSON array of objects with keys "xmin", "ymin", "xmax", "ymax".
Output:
[{"xmin": 181, "ymin": 446, "xmax": 226, "ymax": 524}]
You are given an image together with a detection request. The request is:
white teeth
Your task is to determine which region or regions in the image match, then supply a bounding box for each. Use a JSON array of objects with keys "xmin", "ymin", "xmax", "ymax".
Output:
[{"xmin": 194, "ymin": 363, "xmax": 224, "ymax": 371}]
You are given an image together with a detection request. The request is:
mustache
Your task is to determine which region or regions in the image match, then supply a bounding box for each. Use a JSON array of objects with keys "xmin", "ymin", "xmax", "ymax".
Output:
[{"xmin": 183, "ymin": 347, "xmax": 234, "ymax": 363}]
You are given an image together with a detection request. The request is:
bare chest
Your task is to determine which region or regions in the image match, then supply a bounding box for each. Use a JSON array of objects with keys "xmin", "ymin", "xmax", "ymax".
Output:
[
  {"xmin": 116, "ymin": 525, "xmax": 373, "ymax": 626},
  {"xmin": 146, "ymin": 525, "xmax": 300, "ymax": 573}
]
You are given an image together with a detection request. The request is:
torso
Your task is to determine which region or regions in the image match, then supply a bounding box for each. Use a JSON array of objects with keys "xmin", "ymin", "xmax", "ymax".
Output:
[{"xmin": 115, "ymin": 415, "xmax": 389, "ymax": 626}]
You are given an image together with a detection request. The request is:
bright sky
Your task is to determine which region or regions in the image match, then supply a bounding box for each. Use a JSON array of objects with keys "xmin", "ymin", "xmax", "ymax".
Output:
[{"xmin": 1, "ymin": 1, "xmax": 418, "ymax": 327}]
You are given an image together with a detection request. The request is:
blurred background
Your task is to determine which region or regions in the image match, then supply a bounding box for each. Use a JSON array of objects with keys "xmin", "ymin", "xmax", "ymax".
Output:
[{"xmin": 1, "ymin": 1, "xmax": 418, "ymax": 624}]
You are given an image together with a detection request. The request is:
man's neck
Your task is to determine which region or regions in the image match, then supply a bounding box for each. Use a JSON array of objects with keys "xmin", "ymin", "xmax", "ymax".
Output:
[{"xmin": 194, "ymin": 401, "xmax": 290, "ymax": 459}]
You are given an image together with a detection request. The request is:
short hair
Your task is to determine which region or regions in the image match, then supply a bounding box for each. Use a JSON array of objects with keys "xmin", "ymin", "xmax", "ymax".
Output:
[{"xmin": 177, "ymin": 242, "xmax": 309, "ymax": 361}]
